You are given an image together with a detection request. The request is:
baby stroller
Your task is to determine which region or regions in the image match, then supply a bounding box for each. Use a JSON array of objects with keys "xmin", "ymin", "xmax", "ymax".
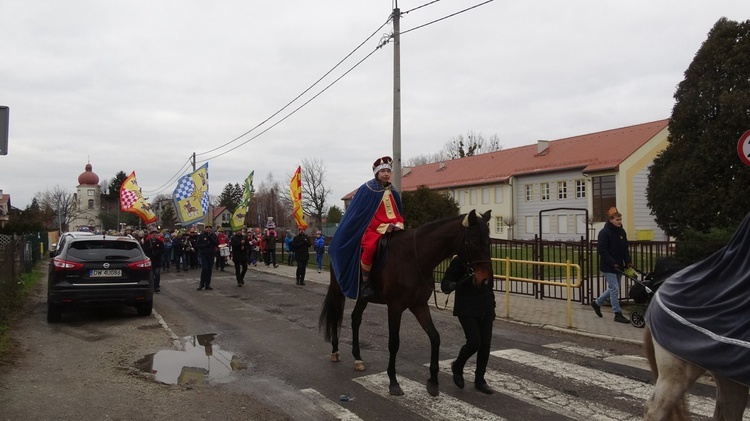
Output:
[{"xmin": 623, "ymin": 256, "xmax": 686, "ymax": 328}]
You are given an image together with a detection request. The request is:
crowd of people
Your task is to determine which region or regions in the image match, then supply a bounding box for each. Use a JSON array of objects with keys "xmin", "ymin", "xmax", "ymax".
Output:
[{"xmin": 120, "ymin": 220, "xmax": 327, "ymax": 290}]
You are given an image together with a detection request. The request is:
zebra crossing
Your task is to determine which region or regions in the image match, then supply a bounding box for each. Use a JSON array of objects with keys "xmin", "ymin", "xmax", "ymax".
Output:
[{"xmin": 301, "ymin": 341, "xmax": 750, "ymax": 421}]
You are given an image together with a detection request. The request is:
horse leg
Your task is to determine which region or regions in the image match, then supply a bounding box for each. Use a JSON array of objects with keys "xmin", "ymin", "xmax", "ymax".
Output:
[
  {"xmin": 409, "ymin": 303, "xmax": 440, "ymax": 397},
  {"xmin": 351, "ymin": 298, "xmax": 368, "ymax": 371},
  {"xmin": 644, "ymin": 332, "xmax": 703, "ymax": 421},
  {"xmin": 385, "ymin": 305, "xmax": 406, "ymax": 396},
  {"xmin": 713, "ymin": 375, "xmax": 749, "ymax": 420}
]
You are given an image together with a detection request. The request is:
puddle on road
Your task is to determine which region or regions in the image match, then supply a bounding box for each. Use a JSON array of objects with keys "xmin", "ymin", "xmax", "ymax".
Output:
[{"xmin": 135, "ymin": 333, "xmax": 247, "ymax": 385}]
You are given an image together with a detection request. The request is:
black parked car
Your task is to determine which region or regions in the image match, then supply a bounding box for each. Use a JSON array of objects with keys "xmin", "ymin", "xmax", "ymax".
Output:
[{"xmin": 47, "ymin": 234, "xmax": 154, "ymax": 322}]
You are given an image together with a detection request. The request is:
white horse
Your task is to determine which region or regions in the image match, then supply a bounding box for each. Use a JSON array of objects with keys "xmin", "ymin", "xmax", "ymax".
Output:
[{"xmin": 644, "ymin": 324, "xmax": 749, "ymax": 420}]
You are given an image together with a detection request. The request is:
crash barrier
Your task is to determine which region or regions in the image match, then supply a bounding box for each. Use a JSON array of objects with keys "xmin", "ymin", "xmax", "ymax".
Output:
[{"xmin": 493, "ymin": 257, "xmax": 581, "ymax": 329}]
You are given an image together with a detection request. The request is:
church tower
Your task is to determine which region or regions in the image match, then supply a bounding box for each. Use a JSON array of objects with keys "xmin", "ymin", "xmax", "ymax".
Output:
[{"xmin": 71, "ymin": 162, "xmax": 102, "ymax": 231}]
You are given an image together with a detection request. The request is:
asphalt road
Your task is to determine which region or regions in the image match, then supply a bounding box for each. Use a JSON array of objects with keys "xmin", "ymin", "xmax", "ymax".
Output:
[{"xmin": 2, "ymin": 263, "xmax": 704, "ymax": 421}]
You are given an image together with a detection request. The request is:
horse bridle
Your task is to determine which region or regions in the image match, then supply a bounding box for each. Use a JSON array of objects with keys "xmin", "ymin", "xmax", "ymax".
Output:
[{"xmin": 416, "ymin": 224, "xmax": 491, "ymax": 310}]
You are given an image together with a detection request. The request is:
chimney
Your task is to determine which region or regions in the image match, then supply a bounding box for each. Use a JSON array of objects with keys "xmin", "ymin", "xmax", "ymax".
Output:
[
  {"xmin": 537, "ymin": 140, "xmax": 549, "ymax": 155},
  {"xmin": 438, "ymin": 162, "xmax": 446, "ymax": 171}
]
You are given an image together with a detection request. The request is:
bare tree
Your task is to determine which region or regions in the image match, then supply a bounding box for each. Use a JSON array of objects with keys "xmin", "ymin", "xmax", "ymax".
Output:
[
  {"xmin": 442, "ymin": 131, "xmax": 502, "ymax": 159},
  {"xmin": 404, "ymin": 131, "xmax": 503, "ymax": 166},
  {"xmin": 36, "ymin": 185, "xmax": 80, "ymax": 232},
  {"xmin": 298, "ymin": 158, "xmax": 330, "ymax": 229}
]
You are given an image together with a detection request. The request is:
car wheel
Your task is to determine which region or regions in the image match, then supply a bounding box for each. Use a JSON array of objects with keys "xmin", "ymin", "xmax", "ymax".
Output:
[
  {"xmin": 47, "ymin": 303, "xmax": 62, "ymax": 323},
  {"xmin": 136, "ymin": 300, "xmax": 153, "ymax": 317}
]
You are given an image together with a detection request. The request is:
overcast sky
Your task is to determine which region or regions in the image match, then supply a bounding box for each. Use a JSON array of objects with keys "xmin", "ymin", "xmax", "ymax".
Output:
[{"xmin": 1, "ymin": 0, "xmax": 747, "ymax": 210}]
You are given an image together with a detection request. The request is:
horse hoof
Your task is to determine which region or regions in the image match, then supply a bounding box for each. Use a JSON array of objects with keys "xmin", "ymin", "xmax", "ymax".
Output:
[
  {"xmin": 389, "ymin": 384, "xmax": 404, "ymax": 396},
  {"xmin": 354, "ymin": 360, "xmax": 366, "ymax": 371},
  {"xmin": 426, "ymin": 379, "xmax": 439, "ymax": 397},
  {"xmin": 330, "ymin": 352, "xmax": 340, "ymax": 362}
]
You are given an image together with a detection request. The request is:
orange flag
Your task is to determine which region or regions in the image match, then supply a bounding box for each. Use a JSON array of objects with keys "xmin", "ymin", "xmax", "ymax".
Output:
[{"xmin": 290, "ymin": 166, "xmax": 307, "ymax": 230}]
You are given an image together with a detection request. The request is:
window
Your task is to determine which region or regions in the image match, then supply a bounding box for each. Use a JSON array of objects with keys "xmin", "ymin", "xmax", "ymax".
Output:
[
  {"xmin": 576, "ymin": 179, "xmax": 586, "ymax": 199},
  {"xmin": 495, "ymin": 216, "xmax": 504, "ymax": 234},
  {"xmin": 540, "ymin": 183, "xmax": 550, "ymax": 201},
  {"xmin": 494, "ymin": 186, "xmax": 503, "ymax": 204},
  {"xmin": 457, "ymin": 190, "xmax": 466, "ymax": 205},
  {"xmin": 592, "ymin": 175, "xmax": 616, "ymax": 222},
  {"xmin": 525, "ymin": 216, "xmax": 535, "ymax": 234},
  {"xmin": 558, "ymin": 215, "xmax": 568, "ymax": 234},
  {"xmin": 470, "ymin": 189, "xmax": 477, "ymax": 205},
  {"xmin": 524, "ymin": 184, "xmax": 533, "ymax": 202},
  {"xmin": 87, "ymin": 189, "xmax": 95, "ymax": 196},
  {"xmin": 557, "ymin": 181, "xmax": 567, "ymax": 200},
  {"xmin": 87, "ymin": 199, "xmax": 94, "ymax": 209},
  {"xmin": 482, "ymin": 188, "xmax": 490, "ymax": 204}
]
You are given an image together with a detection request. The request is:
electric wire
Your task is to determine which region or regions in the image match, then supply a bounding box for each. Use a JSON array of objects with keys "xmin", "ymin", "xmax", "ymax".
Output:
[
  {"xmin": 195, "ymin": 47, "xmax": 381, "ymax": 164},
  {"xmin": 146, "ymin": 1, "xmax": 493, "ymax": 195},
  {"xmin": 194, "ymin": 17, "xmax": 392, "ymax": 157},
  {"xmin": 401, "ymin": 0, "xmax": 494, "ymax": 36}
]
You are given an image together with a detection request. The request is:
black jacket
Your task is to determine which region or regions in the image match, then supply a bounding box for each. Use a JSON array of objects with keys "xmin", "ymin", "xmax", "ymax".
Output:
[
  {"xmin": 142, "ymin": 236, "xmax": 164, "ymax": 266},
  {"xmin": 597, "ymin": 220, "xmax": 631, "ymax": 273},
  {"xmin": 230, "ymin": 233, "xmax": 247, "ymax": 261},
  {"xmin": 440, "ymin": 258, "xmax": 495, "ymax": 319},
  {"xmin": 196, "ymin": 231, "xmax": 219, "ymax": 256},
  {"xmin": 290, "ymin": 233, "xmax": 312, "ymax": 261}
]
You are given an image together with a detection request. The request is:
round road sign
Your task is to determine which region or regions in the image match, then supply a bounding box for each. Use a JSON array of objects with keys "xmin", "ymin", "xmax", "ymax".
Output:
[{"xmin": 738, "ymin": 130, "xmax": 750, "ymax": 167}]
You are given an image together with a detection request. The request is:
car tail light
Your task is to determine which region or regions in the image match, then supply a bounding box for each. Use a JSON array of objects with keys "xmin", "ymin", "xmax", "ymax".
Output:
[
  {"xmin": 128, "ymin": 259, "xmax": 152, "ymax": 270},
  {"xmin": 52, "ymin": 258, "xmax": 84, "ymax": 271}
]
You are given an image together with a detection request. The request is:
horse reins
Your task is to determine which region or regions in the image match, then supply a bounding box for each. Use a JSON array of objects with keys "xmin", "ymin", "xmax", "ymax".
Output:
[{"xmin": 422, "ymin": 224, "xmax": 489, "ymax": 311}]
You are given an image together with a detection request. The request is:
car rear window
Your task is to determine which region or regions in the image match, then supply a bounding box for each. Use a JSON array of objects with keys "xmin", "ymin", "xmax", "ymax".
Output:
[{"xmin": 66, "ymin": 240, "xmax": 143, "ymax": 260}]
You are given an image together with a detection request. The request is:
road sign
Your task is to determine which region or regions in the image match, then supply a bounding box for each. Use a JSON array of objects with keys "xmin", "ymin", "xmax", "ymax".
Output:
[
  {"xmin": 738, "ymin": 130, "xmax": 750, "ymax": 167},
  {"xmin": 0, "ymin": 106, "xmax": 8, "ymax": 155}
]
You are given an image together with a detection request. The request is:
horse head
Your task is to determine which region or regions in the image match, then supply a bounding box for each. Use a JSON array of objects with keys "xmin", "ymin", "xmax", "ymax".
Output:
[{"xmin": 458, "ymin": 209, "xmax": 493, "ymax": 286}]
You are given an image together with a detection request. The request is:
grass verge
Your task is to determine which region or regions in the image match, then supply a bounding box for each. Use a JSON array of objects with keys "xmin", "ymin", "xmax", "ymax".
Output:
[{"xmin": 0, "ymin": 265, "xmax": 43, "ymax": 364}]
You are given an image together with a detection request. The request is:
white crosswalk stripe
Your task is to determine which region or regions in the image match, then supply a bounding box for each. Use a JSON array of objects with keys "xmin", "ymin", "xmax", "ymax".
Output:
[
  {"xmin": 354, "ymin": 373, "xmax": 505, "ymax": 421},
  {"xmin": 439, "ymin": 360, "xmax": 640, "ymax": 421},
  {"xmin": 492, "ymin": 348, "xmax": 750, "ymax": 420},
  {"xmin": 300, "ymin": 388, "xmax": 363, "ymax": 421},
  {"xmin": 300, "ymin": 342, "xmax": 748, "ymax": 420}
]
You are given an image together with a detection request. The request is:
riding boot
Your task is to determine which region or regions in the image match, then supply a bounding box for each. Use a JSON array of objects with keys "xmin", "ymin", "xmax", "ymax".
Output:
[{"xmin": 361, "ymin": 271, "xmax": 374, "ymax": 299}]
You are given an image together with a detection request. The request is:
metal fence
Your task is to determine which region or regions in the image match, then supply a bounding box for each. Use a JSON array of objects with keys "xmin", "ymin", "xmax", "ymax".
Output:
[{"xmin": 431, "ymin": 236, "xmax": 721, "ymax": 306}]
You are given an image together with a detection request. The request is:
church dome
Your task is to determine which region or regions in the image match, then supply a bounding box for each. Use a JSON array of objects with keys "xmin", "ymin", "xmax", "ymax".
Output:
[{"xmin": 78, "ymin": 163, "xmax": 100, "ymax": 185}]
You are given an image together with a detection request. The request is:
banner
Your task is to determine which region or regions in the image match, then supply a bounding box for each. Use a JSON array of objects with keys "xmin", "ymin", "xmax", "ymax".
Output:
[
  {"xmin": 172, "ymin": 163, "xmax": 210, "ymax": 226},
  {"xmin": 230, "ymin": 171, "xmax": 254, "ymax": 231},
  {"xmin": 120, "ymin": 171, "xmax": 157, "ymax": 224},
  {"xmin": 290, "ymin": 166, "xmax": 307, "ymax": 230}
]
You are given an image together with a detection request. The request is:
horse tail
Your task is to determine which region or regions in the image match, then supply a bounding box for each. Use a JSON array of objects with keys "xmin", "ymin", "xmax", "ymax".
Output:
[{"xmin": 319, "ymin": 269, "xmax": 345, "ymax": 343}]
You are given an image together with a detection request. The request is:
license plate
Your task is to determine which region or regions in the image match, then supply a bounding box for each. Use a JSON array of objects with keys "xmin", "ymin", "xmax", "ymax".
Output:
[{"xmin": 90, "ymin": 269, "xmax": 122, "ymax": 277}]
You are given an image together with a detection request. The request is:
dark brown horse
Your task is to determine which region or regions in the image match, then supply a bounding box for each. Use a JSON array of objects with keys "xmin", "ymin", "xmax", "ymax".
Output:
[{"xmin": 319, "ymin": 210, "xmax": 493, "ymax": 396}]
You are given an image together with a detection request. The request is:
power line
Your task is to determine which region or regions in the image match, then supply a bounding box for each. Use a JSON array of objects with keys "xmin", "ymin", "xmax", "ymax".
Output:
[
  {"xmin": 146, "ymin": 1, "xmax": 494, "ymax": 195},
  {"xmin": 194, "ymin": 16, "xmax": 393, "ymax": 158}
]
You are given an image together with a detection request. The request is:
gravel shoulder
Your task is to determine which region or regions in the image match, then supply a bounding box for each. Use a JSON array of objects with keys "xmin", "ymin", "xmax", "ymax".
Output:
[{"xmin": 0, "ymin": 272, "xmax": 291, "ymax": 421}]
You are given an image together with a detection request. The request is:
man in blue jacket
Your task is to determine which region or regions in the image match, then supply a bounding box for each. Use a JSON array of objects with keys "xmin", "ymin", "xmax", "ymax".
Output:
[{"xmin": 592, "ymin": 207, "xmax": 632, "ymax": 323}]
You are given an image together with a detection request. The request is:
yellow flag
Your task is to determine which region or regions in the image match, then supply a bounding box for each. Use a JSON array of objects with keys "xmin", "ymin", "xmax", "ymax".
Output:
[
  {"xmin": 290, "ymin": 166, "xmax": 307, "ymax": 230},
  {"xmin": 230, "ymin": 171, "xmax": 254, "ymax": 231},
  {"xmin": 172, "ymin": 163, "xmax": 209, "ymax": 225}
]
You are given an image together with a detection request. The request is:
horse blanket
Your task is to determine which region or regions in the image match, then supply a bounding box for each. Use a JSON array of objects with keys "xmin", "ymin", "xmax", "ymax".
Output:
[{"xmin": 647, "ymin": 212, "xmax": 750, "ymax": 387}]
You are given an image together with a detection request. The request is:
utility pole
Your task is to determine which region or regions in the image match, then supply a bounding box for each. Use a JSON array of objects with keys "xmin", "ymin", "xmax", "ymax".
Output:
[{"xmin": 392, "ymin": 5, "xmax": 402, "ymax": 191}]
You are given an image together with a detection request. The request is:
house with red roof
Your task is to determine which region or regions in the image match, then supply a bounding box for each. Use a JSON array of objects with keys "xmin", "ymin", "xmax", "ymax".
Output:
[
  {"xmin": 344, "ymin": 119, "xmax": 671, "ymax": 241},
  {"xmin": 212, "ymin": 206, "xmax": 232, "ymax": 230}
]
